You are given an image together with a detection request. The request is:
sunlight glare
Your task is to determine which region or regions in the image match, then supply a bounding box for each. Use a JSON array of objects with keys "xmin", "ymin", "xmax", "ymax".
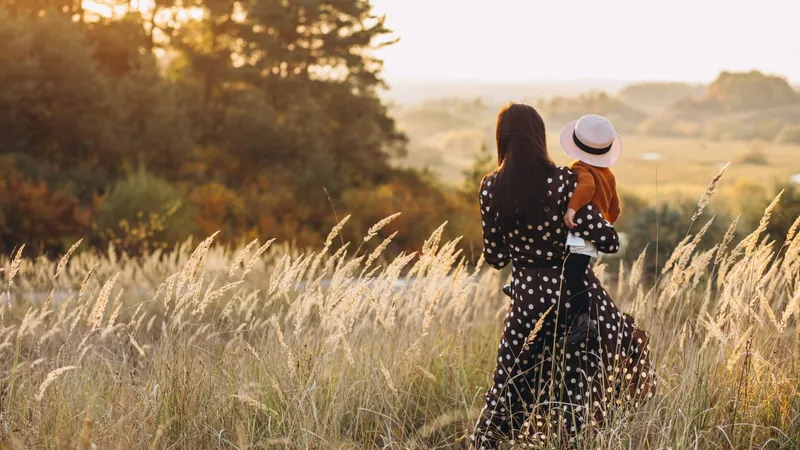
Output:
[{"xmin": 82, "ymin": 0, "xmax": 204, "ymax": 21}]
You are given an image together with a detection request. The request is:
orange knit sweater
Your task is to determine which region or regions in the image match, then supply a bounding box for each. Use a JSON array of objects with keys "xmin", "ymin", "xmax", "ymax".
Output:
[{"xmin": 567, "ymin": 161, "xmax": 620, "ymax": 225}]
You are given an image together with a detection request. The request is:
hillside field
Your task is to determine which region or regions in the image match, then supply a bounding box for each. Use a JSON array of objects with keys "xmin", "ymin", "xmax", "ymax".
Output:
[{"xmin": 400, "ymin": 131, "xmax": 800, "ymax": 199}]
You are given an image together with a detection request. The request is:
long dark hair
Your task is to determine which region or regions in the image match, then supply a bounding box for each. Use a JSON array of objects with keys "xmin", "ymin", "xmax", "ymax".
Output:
[{"xmin": 491, "ymin": 103, "xmax": 557, "ymax": 231}]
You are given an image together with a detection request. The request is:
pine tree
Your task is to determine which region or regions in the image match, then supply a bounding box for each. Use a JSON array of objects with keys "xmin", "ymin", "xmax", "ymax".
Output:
[{"xmin": 170, "ymin": 0, "xmax": 406, "ymax": 191}]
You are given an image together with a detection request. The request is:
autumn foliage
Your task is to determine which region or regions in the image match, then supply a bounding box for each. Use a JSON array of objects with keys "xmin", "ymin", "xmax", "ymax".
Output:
[
  {"xmin": 0, "ymin": 164, "xmax": 89, "ymax": 255},
  {"xmin": 0, "ymin": 2, "xmax": 478, "ymax": 256}
]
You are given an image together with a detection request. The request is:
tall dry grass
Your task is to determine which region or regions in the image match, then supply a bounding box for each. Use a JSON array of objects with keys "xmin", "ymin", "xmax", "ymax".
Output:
[{"xmin": 0, "ymin": 197, "xmax": 799, "ymax": 449}]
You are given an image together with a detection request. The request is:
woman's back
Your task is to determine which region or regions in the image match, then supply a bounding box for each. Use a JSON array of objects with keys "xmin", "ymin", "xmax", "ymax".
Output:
[
  {"xmin": 480, "ymin": 166, "xmax": 619, "ymax": 269},
  {"xmin": 471, "ymin": 102, "xmax": 652, "ymax": 449}
]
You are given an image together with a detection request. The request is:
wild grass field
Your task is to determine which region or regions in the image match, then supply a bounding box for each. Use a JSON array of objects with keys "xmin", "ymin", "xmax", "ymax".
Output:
[{"xmin": 1, "ymin": 187, "xmax": 799, "ymax": 449}]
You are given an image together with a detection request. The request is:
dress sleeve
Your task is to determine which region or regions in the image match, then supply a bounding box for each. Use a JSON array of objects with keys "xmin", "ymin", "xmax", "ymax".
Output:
[
  {"xmin": 479, "ymin": 175, "xmax": 511, "ymax": 269},
  {"xmin": 569, "ymin": 203, "xmax": 620, "ymax": 254}
]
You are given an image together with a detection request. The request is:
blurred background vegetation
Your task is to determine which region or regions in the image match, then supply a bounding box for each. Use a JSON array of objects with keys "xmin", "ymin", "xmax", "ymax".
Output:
[
  {"xmin": 393, "ymin": 72, "xmax": 800, "ymax": 274},
  {"xmin": 0, "ymin": 0, "xmax": 476, "ymax": 258},
  {"xmin": 0, "ymin": 0, "xmax": 798, "ymax": 275}
]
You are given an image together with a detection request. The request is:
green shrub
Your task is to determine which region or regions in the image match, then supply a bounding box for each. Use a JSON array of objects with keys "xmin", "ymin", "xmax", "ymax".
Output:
[
  {"xmin": 618, "ymin": 196, "xmax": 734, "ymax": 274},
  {"xmin": 94, "ymin": 168, "xmax": 195, "ymax": 254},
  {"xmin": 774, "ymin": 124, "xmax": 800, "ymax": 144},
  {"xmin": 735, "ymin": 181, "xmax": 800, "ymax": 247},
  {"xmin": 734, "ymin": 146, "xmax": 769, "ymax": 165}
]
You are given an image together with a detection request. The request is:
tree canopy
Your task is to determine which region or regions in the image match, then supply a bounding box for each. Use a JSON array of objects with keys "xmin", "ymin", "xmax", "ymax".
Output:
[{"xmin": 0, "ymin": 0, "xmax": 473, "ymax": 256}]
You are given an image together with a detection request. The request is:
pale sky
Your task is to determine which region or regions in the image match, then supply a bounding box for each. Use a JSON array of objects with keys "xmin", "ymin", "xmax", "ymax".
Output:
[{"xmin": 372, "ymin": 0, "xmax": 800, "ymax": 84}]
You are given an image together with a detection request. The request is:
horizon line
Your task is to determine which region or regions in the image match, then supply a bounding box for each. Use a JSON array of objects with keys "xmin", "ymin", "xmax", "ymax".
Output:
[{"xmin": 383, "ymin": 74, "xmax": 800, "ymax": 86}]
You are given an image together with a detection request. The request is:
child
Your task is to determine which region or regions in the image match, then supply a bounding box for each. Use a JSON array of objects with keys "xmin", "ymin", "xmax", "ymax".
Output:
[
  {"xmin": 560, "ymin": 114, "xmax": 622, "ymax": 345},
  {"xmin": 501, "ymin": 114, "xmax": 622, "ymax": 346}
]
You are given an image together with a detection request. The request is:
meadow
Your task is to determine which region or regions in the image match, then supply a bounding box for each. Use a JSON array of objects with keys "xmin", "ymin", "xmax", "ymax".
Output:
[
  {"xmin": 2, "ymin": 4, "xmax": 799, "ymax": 449},
  {"xmin": 392, "ymin": 83, "xmax": 800, "ymax": 201},
  {"xmin": 400, "ymin": 128, "xmax": 800, "ymax": 200},
  {"xmin": 1, "ymin": 186, "xmax": 799, "ymax": 449},
  {"xmin": 555, "ymin": 135, "xmax": 800, "ymax": 199}
]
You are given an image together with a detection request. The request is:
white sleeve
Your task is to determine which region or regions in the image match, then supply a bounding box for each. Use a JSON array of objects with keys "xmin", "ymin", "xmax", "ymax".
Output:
[{"xmin": 567, "ymin": 233, "xmax": 599, "ymax": 257}]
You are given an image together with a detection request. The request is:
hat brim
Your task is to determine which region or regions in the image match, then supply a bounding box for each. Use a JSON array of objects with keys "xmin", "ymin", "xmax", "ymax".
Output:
[{"xmin": 559, "ymin": 120, "xmax": 622, "ymax": 168}]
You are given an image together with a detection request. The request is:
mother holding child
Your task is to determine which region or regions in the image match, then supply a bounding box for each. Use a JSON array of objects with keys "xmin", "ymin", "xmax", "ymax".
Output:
[{"xmin": 470, "ymin": 103, "xmax": 656, "ymax": 448}]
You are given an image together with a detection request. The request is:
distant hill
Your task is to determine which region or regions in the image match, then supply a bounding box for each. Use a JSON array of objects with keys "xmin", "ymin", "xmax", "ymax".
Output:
[
  {"xmin": 391, "ymin": 98, "xmax": 495, "ymax": 182},
  {"xmin": 641, "ymin": 71, "xmax": 800, "ymax": 141},
  {"xmin": 390, "ymin": 71, "xmax": 800, "ymax": 185},
  {"xmin": 707, "ymin": 71, "xmax": 798, "ymax": 112},
  {"xmin": 642, "ymin": 103, "xmax": 800, "ymax": 141},
  {"xmin": 382, "ymin": 79, "xmax": 630, "ymax": 105},
  {"xmin": 617, "ymin": 82, "xmax": 706, "ymax": 114},
  {"xmin": 535, "ymin": 91, "xmax": 649, "ymax": 132}
]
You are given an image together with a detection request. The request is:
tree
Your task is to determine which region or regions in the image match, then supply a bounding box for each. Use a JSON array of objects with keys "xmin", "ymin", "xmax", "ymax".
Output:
[
  {"xmin": 170, "ymin": 0, "xmax": 405, "ymax": 188},
  {"xmin": 0, "ymin": 10, "xmax": 119, "ymax": 198},
  {"xmin": 0, "ymin": 0, "xmax": 431, "ymax": 256},
  {"xmin": 0, "ymin": 0, "xmax": 80, "ymax": 17},
  {"xmin": 707, "ymin": 71, "xmax": 798, "ymax": 112},
  {"xmin": 462, "ymin": 142, "xmax": 495, "ymax": 196},
  {"xmin": 108, "ymin": 55, "xmax": 195, "ymax": 178},
  {"xmin": 84, "ymin": 13, "xmax": 150, "ymax": 76}
]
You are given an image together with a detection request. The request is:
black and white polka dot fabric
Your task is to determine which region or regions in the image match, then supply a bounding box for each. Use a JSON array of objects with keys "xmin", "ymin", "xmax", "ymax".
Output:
[{"xmin": 471, "ymin": 167, "xmax": 656, "ymax": 449}]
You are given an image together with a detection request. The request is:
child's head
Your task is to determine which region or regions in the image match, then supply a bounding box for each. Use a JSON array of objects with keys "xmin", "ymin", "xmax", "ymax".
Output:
[{"xmin": 559, "ymin": 115, "xmax": 622, "ymax": 168}]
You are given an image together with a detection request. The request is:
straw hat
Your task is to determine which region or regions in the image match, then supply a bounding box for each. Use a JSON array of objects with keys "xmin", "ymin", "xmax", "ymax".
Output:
[{"xmin": 559, "ymin": 115, "xmax": 622, "ymax": 168}]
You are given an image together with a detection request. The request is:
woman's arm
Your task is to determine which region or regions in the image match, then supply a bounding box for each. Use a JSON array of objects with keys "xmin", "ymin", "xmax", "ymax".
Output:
[
  {"xmin": 568, "ymin": 203, "xmax": 620, "ymax": 254},
  {"xmin": 479, "ymin": 175, "xmax": 511, "ymax": 269}
]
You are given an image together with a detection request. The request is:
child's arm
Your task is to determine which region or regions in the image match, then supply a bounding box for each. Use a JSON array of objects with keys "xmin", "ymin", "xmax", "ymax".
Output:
[
  {"xmin": 608, "ymin": 190, "xmax": 621, "ymax": 225},
  {"xmin": 565, "ymin": 165, "xmax": 596, "ymax": 228}
]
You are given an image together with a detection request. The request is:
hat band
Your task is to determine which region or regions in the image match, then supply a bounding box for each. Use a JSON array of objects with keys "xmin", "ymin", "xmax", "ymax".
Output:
[{"xmin": 573, "ymin": 131, "xmax": 612, "ymax": 155}]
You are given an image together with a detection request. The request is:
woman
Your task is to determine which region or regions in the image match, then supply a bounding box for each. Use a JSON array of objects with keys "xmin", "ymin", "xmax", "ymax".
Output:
[{"xmin": 470, "ymin": 103, "xmax": 655, "ymax": 448}]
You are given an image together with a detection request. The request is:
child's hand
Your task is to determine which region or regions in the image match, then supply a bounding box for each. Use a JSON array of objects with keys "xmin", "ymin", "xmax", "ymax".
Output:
[{"xmin": 564, "ymin": 208, "xmax": 577, "ymax": 229}]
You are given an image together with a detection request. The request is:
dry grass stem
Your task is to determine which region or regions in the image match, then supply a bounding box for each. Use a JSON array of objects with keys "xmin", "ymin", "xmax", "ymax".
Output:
[{"xmin": 0, "ymin": 206, "xmax": 797, "ymax": 448}]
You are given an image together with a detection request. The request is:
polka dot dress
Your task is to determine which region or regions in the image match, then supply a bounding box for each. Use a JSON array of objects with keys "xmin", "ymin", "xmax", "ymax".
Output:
[{"xmin": 470, "ymin": 167, "xmax": 656, "ymax": 449}]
